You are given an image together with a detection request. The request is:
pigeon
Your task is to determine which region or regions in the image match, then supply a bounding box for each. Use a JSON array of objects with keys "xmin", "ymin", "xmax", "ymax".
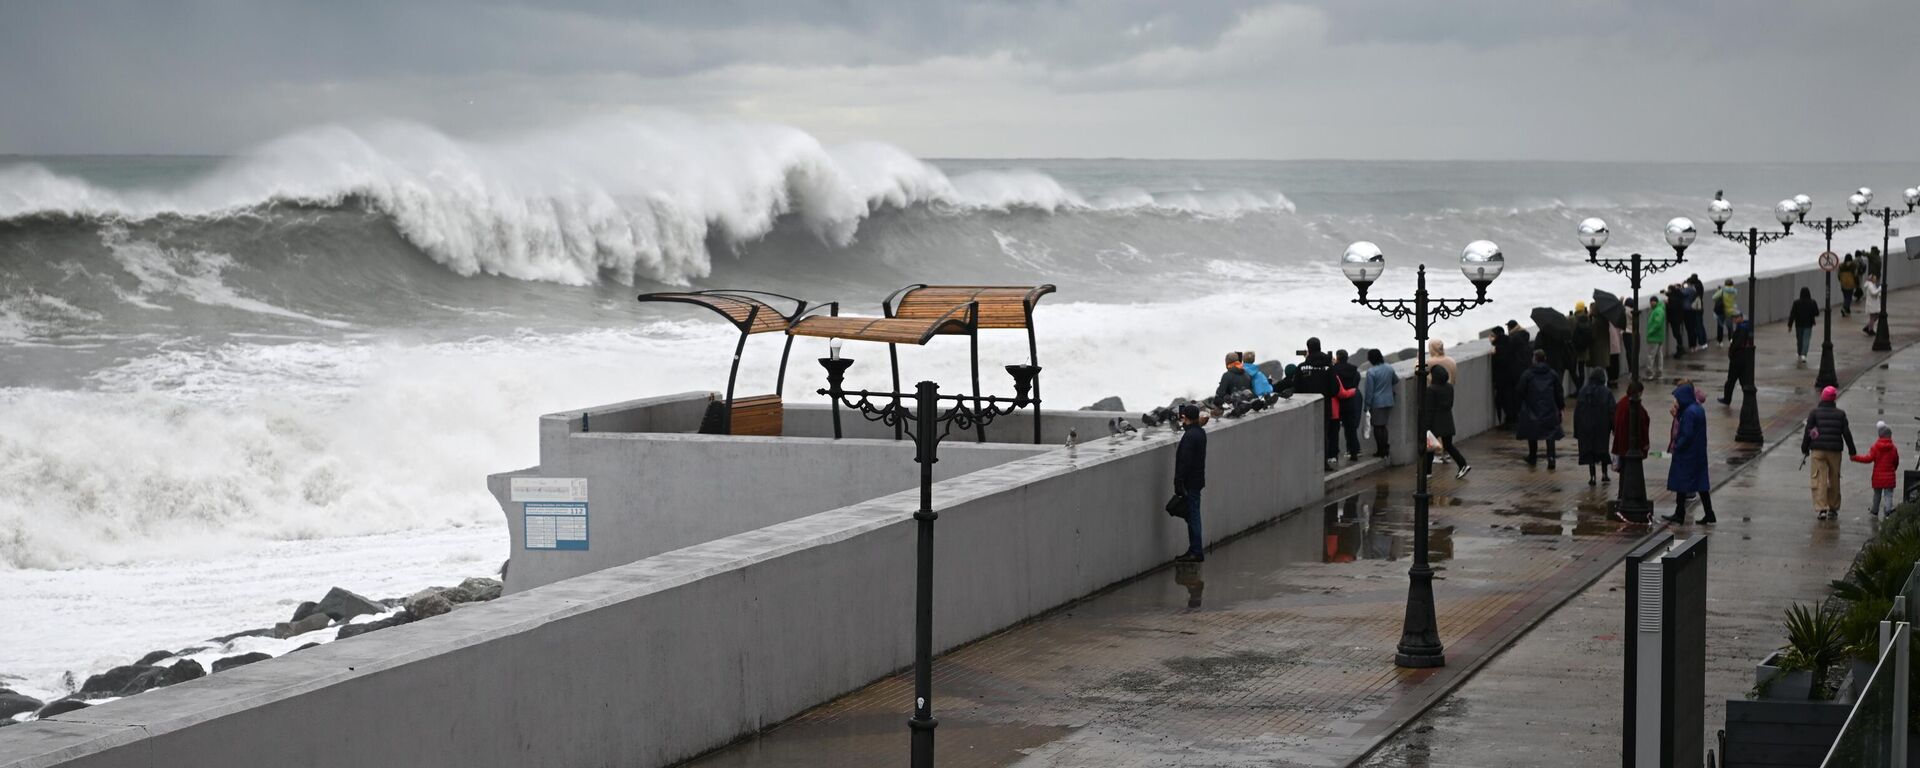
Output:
[{"xmin": 1108, "ymin": 416, "xmax": 1138, "ymax": 438}]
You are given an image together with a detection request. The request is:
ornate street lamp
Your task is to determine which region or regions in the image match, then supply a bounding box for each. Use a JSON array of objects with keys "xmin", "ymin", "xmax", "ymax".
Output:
[
  {"xmin": 1863, "ymin": 197, "xmax": 1917, "ymax": 351},
  {"xmin": 1795, "ymin": 194, "xmax": 1814, "ymax": 223},
  {"xmin": 1710, "ymin": 199, "xmax": 1797, "ymax": 443},
  {"xmin": 1803, "ymin": 211, "xmax": 1863, "ymax": 389},
  {"xmin": 1342, "ymin": 239, "xmax": 1502, "ymax": 668},
  {"xmin": 817, "ymin": 360, "xmax": 1038, "ymax": 768},
  {"xmin": 1582, "ymin": 217, "xmax": 1687, "ymax": 520}
]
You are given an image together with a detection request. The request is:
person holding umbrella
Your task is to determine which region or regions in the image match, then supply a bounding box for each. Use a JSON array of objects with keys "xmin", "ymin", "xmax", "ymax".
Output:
[{"xmin": 1592, "ymin": 289, "xmax": 1627, "ymax": 386}]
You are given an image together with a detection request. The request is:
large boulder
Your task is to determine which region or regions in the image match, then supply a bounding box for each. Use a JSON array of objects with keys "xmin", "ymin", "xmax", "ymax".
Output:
[
  {"xmin": 208, "ymin": 628, "xmax": 273, "ymax": 644},
  {"xmin": 210, "ymin": 652, "xmax": 272, "ymax": 674},
  {"xmin": 1080, "ymin": 396, "xmax": 1125, "ymax": 412},
  {"xmin": 315, "ymin": 587, "xmax": 384, "ymax": 622},
  {"xmin": 79, "ymin": 665, "xmax": 153, "ymax": 696},
  {"xmin": 274, "ymin": 612, "xmax": 333, "ymax": 640},
  {"xmin": 435, "ymin": 585, "xmax": 475, "ymax": 605},
  {"xmin": 458, "ymin": 577, "xmax": 503, "ymax": 602},
  {"xmin": 134, "ymin": 650, "xmax": 173, "ymax": 666},
  {"xmin": 290, "ymin": 601, "xmax": 321, "ymax": 623},
  {"xmin": 0, "ymin": 691, "xmax": 42, "ymax": 719},
  {"xmin": 115, "ymin": 666, "xmax": 178, "ymax": 696},
  {"xmin": 35, "ymin": 698, "xmax": 90, "ymax": 718},
  {"xmin": 405, "ymin": 588, "xmax": 452, "ymax": 620},
  {"xmin": 168, "ymin": 659, "xmax": 204, "ymax": 684}
]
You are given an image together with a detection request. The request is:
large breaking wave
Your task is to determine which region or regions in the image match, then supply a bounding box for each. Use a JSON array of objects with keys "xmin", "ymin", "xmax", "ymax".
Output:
[{"xmin": 0, "ymin": 116, "xmax": 1293, "ymax": 286}]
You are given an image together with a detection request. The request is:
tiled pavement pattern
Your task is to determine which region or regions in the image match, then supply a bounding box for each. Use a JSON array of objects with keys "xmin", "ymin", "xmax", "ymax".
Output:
[
  {"xmin": 1360, "ymin": 313, "xmax": 1920, "ymax": 765},
  {"xmin": 678, "ymin": 288, "xmax": 1920, "ymax": 768}
]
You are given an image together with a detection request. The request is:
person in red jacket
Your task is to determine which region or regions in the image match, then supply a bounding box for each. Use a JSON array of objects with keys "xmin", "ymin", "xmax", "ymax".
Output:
[
  {"xmin": 1851, "ymin": 421, "xmax": 1901, "ymax": 517},
  {"xmin": 1610, "ymin": 380, "xmax": 1652, "ymax": 523}
]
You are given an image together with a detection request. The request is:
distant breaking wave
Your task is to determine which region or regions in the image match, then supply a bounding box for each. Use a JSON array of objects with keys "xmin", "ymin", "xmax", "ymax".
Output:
[{"xmin": 0, "ymin": 116, "xmax": 1294, "ymax": 286}]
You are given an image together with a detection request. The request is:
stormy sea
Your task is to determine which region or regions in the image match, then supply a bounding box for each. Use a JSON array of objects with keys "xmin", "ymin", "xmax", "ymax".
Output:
[{"xmin": 2, "ymin": 114, "xmax": 1914, "ymax": 703}]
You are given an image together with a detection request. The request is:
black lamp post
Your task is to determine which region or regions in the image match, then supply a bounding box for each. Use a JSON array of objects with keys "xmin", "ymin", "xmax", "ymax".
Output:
[
  {"xmin": 1579, "ymin": 217, "xmax": 1685, "ymax": 521},
  {"xmin": 1864, "ymin": 187, "xmax": 1917, "ymax": 352},
  {"xmin": 1341, "ymin": 239, "xmax": 1502, "ymax": 668},
  {"xmin": 1804, "ymin": 206, "xmax": 1864, "ymax": 391},
  {"xmin": 817, "ymin": 354, "xmax": 1039, "ymax": 768},
  {"xmin": 1709, "ymin": 199, "xmax": 1798, "ymax": 444}
]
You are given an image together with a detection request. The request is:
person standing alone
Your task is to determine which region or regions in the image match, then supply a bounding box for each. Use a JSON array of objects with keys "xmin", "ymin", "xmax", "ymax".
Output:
[
  {"xmin": 1516, "ymin": 349, "xmax": 1565, "ymax": 468},
  {"xmin": 1173, "ymin": 404, "xmax": 1208, "ymax": 562},
  {"xmin": 1574, "ymin": 369, "xmax": 1615, "ymax": 485},
  {"xmin": 1644, "ymin": 296, "xmax": 1668, "ymax": 379},
  {"xmin": 1803, "ymin": 386, "xmax": 1856, "ymax": 520},
  {"xmin": 1717, "ymin": 310, "xmax": 1753, "ymax": 405},
  {"xmin": 1424, "ymin": 365, "xmax": 1471, "ymax": 479}
]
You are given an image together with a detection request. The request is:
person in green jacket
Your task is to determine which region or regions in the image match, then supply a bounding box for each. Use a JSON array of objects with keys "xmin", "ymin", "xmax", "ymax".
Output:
[{"xmin": 1644, "ymin": 295, "xmax": 1668, "ymax": 379}]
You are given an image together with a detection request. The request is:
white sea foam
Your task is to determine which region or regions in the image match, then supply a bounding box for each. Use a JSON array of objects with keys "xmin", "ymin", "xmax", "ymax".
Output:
[{"xmin": 0, "ymin": 116, "xmax": 1294, "ymax": 287}]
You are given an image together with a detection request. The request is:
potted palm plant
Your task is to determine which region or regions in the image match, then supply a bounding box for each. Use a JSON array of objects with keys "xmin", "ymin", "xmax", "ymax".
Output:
[{"xmin": 1755, "ymin": 603, "xmax": 1847, "ymax": 701}]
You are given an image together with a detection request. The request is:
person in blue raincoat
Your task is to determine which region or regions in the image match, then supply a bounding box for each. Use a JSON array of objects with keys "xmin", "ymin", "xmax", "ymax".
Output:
[
  {"xmin": 1663, "ymin": 382, "xmax": 1718, "ymax": 525},
  {"xmin": 1244, "ymin": 350, "xmax": 1274, "ymax": 397}
]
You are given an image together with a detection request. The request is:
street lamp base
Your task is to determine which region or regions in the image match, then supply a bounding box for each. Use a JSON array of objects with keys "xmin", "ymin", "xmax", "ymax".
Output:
[
  {"xmin": 1734, "ymin": 387, "xmax": 1765, "ymax": 444},
  {"xmin": 1614, "ymin": 456, "xmax": 1653, "ymax": 522},
  {"xmin": 1875, "ymin": 321, "xmax": 1893, "ymax": 352},
  {"xmin": 1815, "ymin": 342, "xmax": 1839, "ymax": 391},
  {"xmin": 1394, "ymin": 565, "xmax": 1447, "ymax": 669}
]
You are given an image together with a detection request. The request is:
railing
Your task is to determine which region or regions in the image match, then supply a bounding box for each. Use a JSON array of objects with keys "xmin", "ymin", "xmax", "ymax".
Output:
[{"xmin": 1820, "ymin": 622, "xmax": 1912, "ymax": 764}]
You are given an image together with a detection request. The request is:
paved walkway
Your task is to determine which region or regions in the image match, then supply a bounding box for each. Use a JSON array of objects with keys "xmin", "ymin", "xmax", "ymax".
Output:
[
  {"xmin": 676, "ymin": 289, "xmax": 1920, "ymax": 768},
  {"xmin": 1359, "ymin": 304, "xmax": 1920, "ymax": 766}
]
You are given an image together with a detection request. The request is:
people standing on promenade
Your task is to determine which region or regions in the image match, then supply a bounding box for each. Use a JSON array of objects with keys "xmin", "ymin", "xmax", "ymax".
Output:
[
  {"xmin": 1803, "ymin": 385, "xmax": 1857, "ymax": 520},
  {"xmin": 1173, "ymin": 404, "xmax": 1207, "ymax": 563},
  {"xmin": 1333, "ymin": 349, "xmax": 1363, "ymax": 461},
  {"xmin": 1790, "ymin": 287, "xmax": 1820, "ymax": 367},
  {"xmin": 1664, "ymin": 382, "xmax": 1718, "ymax": 525},
  {"xmin": 1490, "ymin": 325, "xmax": 1515, "ymax": 430},
  {"xmin": 1299, "ymin": 338, "xmax": 1341, "ymax": 471},
  {"xmin": 1214, "ymin": 351, "xmax": 1252, "ymax": 405},
  {"xmin": 1717, "ymin": 310, "xmax": 1754, "ymax": 405},
  {"xmin": 1862, "ymin": 274, "xmax": 1884, "ymax": 336},
  {"xmin": 1424, "ymin": 365, "xmax": 1471, "ymax": 479},
  {"xmin": 1503, "ymin": 321, "xmax": 1531, "ymax": 429},
  {"xmin": 1572, "ymin": 302, "xmax": 1594, "ymax": 382},
  {"xmin": 1712, "ymin": 279, "xmax": 1737, "ymax": 345},
  {"xmin": 1613, "ymin": 380, "xmax": 1651, "ymax": 521},
  {"xmin": 1664, "ymin": 284, "xmax": 1686, "ymax": 358},
  {"xmin": 1839, "ymin": 255, "xmax": 1859, "ymax": 317},
  {"xmin": 1866, "ymin": 247, "xmax": 1883, "ymax": 283},
  {"xmin": 1244, "ymin": 351, "xmax": 1275, "ymax": 397},
  {"xmin": 1517, "ymin": 349, "xmax": 1565, "ymax": 469},
  {"xmin": 1851, "ymin": 421, "xmax": 1900, "ymax": 517},
  {"xmin": 1426, "ymin": 339, "xmax": 1459, "ymax": 386},
  {"xmin": 1607, "ymin": 316, "xmax": 1624, "ymax": 387},
  {"xmin": 1574, "ymin": 369, "xmax": 1615, "ymax": 485},
  {"xmin": 1645, "ymin": 296, "xmax": 1668, "ymax": 379},
  {"xmin": 1685, "ymin": 275, "xmax": 1709, "ymax": 353},
  {"xmin": 1362, "ymin": 348, "xmax": 1398, "ymax": 458}
]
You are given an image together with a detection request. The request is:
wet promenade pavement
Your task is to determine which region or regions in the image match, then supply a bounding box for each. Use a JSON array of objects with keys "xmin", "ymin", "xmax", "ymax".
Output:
[
  {"xmin": 677, "ymin": 288, "xmax": 1920, "ymax": 768},
  {"xmin": 1361, "ymin": 305, "xmax": 1920, "ymax": 766}
]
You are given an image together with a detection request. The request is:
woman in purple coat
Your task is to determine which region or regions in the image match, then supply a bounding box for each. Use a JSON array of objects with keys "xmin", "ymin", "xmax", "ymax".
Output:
[{"xmin": 1663, "ymin": 382, "xmax": 1717, "ymax": 525}]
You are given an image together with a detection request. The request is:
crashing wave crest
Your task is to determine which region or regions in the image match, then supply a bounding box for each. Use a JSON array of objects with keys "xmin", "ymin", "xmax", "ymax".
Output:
[{"xmin": 0, "ymin": 116, "xmax": 1294, "ymax": 285}]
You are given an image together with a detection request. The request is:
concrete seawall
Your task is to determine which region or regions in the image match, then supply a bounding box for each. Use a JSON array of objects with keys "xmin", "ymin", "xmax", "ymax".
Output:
[{"xmin": 6, "ymin": 256, "xmax": 1913, "ymax": 768}]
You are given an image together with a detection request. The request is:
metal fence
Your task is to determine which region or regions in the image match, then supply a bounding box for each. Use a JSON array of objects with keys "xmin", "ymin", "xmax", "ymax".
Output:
[{"xmin": 1820, "ymin": 564, "xmax": 1920, "ymax": 767}]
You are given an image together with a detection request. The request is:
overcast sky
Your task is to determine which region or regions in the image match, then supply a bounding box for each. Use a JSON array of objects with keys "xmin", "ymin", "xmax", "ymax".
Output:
[{"xmin": 3, "ymin": 0, "xmax": 1917, "ymax": 160}]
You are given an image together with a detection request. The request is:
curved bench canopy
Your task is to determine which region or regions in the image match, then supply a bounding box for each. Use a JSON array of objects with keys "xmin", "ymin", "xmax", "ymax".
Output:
[
  {"xmin": 787, "ymin": 305, "xmax": 974, "ymax": 346},
  {"xmin": 887, "ymin": 285, "xmax": 1055, "ymax": 329},
  {"xmin": 636, "ymin": 290, "xmax": 832, "ymax": 435}
]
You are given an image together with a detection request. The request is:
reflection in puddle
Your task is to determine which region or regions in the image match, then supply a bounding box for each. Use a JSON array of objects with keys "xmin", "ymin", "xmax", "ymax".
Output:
[
  {"xmin": 1322, "ymin": 488, "xmax": 1454, "ymax": 564},
  {"xmin": 1173, "ymin": 562, "xmax": 1204, "ymax": 609}
]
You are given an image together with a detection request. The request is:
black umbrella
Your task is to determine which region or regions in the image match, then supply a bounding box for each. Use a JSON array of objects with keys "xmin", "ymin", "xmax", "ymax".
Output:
[
  {"xmin": 1590, "ymin": 289, "xmax": 1627, "ymax": 329},
  {"xmin": 1530, "ymin": 306, "xmax": 1571, "ymax": 338}
]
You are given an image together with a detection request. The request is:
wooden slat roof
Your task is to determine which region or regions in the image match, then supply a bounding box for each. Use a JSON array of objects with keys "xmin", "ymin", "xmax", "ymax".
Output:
[
  {"xmin": 890, "ymin": 285, "xmax": 1055, "ymax": 329},
  {"xmin": 788, "ymin": 313, "xmax": 972, "ymax": 346},
  {"xmin": 635, "ymin": 290, "xmax": 807, "ymax": 334}
]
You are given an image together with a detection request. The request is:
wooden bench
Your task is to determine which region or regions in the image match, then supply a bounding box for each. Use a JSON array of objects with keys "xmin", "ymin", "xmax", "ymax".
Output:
[{"xmin": 729, "ymin": 394, "xmax": 783, "ymax": 436}]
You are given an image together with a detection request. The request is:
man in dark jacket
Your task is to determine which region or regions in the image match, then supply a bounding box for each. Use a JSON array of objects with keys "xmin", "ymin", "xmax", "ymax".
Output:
[
  {"xmin": 1214, "ymin": 351, "xmax": 1253, "ymax": 406},
  {"xmin": 1332, "ymin": 349, "xmax": 1363, "ymax": 461},
  {"xmin": 1515, "ymin": 349, "xmax": 1565, "ymax": 468},
  {"xmin": 1299, "ymin": 338, "xmax": 1339, "ymax": 470},
  {"xmin": 1789, "ymin": 287, "xmax": 1820, "ymax": 366},
  {"xmin": 1173, "ymin": 404, "xmax": 1208, "ymax": 562},
  {"xmin": 1489, "ymin": 326, "xmax": 1514, "ymax": 428},
  {"xmin": 1803, "ymin": 386, "xmax": 1856, "ymax": 520},
  {"xmin": 1717, "ymin": 311, "xmax": 1754, "ymax": 405},
  {"xmin": 1503, "ymin": 321, "xmax": 1532, "ymax": 429}
]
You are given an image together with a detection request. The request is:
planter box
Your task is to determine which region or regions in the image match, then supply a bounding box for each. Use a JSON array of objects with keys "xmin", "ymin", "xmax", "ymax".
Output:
[
  {"xmin": 1724, "ymin": 698, "xmax": 1853, "ymax": 768},
  {"xmin": 1755, "ymin": 650, "xmax": 1814, "ymax": 701}
]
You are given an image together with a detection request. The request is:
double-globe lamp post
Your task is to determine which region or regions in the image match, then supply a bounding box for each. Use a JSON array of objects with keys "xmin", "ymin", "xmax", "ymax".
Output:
[
  {"xmin": 1804, "ymin": 195, "xmax": 1866, "ymax": 390},
  {"xmin": 1864, "ymin": 187, "xmax": 1920, "ymax": 352},
  {"xmin": 817, "ymin": 349, "xmax": 1039, "ymax": 768},
  {"xmin": 1707, "ymin": 197, "xmax": 1799, "ymax": 444},
  {"xmin": 1341, "ymin": 239, "xmax": 1504, "ymax": 668},
  {"xmin": 1576, "ymin": 217, "xmax": 1691, "ymax": 521}
]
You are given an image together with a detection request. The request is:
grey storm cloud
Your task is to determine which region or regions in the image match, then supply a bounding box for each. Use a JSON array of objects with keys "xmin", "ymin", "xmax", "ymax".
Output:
[{"xmin": 2, "ymin": 0, "xmax": 1917, "ymax": 159}]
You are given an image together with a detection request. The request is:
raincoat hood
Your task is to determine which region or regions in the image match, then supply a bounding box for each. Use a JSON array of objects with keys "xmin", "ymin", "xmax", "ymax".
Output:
[{"xmin": 1673, "ymin": 383, "xmax": 1696, "ymax": 407}]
